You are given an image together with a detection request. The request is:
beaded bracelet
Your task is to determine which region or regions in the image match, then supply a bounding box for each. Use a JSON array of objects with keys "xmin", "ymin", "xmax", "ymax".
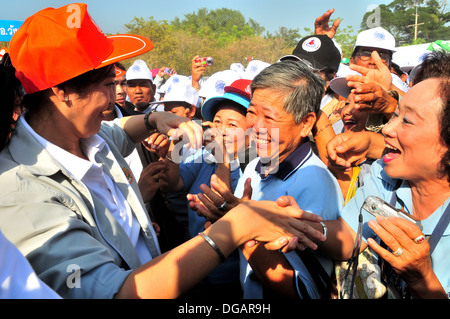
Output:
[{"xmin": 198, "ymin": 232, "xmax": 226, "ymax": 263}]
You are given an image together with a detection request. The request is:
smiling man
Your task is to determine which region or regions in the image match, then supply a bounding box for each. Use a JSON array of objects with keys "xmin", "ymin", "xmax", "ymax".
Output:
[{"xmin": 235, "ymin": 60, "xmax": 344, "ymax": 299}]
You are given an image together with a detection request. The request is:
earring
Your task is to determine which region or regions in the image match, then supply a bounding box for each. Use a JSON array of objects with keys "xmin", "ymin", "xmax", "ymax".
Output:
[{"xmin": 64, "ymin": 96, "xmax": 69, "ymax": 102}]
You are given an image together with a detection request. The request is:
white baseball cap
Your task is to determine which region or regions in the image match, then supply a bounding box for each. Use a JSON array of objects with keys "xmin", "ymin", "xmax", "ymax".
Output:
[
  {"xmin": 150, "ymin": 77, "xmax": 199, "ymax": 107},
  {"xmin": 243, "ymin": 60, "xmax": 270, "ymax": 80},
  {"xmin": 126, "ymin": 59, "xmax": 153, "ymax": 82},
  {"xmin": 353, "ymin": 27, "xmax": 396, "ymax": 53},
  {"xmin": 156, "ymin": 74, "xmax": 190, "ymax": 94},
  {"xmin": 198, "ymin": 70, "xmax": 242, "ymax": 100}
]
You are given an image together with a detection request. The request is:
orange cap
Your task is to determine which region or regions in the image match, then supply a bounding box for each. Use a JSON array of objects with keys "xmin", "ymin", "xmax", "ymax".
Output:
[
  {"xmin": 9, "ymin": 3, "xmax": 153, "ymax": 94},
  {"xmin": 115, "ymin": 66, "xmax": 127, "ymax": 78}
]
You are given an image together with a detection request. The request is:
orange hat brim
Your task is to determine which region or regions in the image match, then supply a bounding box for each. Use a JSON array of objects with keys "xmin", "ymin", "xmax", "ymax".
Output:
[{"xmin": 98, "ymin": 34, "xmax": 154, "ymax": 69}]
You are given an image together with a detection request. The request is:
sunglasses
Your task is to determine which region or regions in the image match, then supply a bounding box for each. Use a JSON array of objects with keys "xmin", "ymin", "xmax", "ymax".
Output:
[{"xmin": 355, "ymin": 49, "xmax": 391, "ymax": 63}]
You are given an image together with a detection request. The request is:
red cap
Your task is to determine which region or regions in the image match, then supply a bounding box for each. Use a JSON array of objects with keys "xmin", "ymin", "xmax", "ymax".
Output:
[
  {"xmin": 9, "ymin": 3, "xmax": 153, "ymax": 94},
  {"xmin": 224, "ymin": 79, "xmax": 252, "ymax": 99}
]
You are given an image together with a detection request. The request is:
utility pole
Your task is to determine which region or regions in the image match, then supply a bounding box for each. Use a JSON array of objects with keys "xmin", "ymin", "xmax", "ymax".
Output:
[{"xmin": 408, "ymin": 0, "xmax": 424, "ymax": 42}]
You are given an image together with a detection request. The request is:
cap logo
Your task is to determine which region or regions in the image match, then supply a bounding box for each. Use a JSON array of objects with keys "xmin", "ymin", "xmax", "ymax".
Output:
[
  {"xmin": 245, "ymin": 84, "xmax": 252, "ymax": 95},
  {"xmin": 131, "ymin": 64, "xmax": 141, "ymax": 72},
  {"xmin": 302, "ymin": 37, "xmax": 321, "ymax": 52},
  {"xmin": 215, "ymin": 80, "xmax": 226, "ymax": 93},
  {"xmin": 374, "ymin": 30, "xmax": 386, "ymax": 41}
]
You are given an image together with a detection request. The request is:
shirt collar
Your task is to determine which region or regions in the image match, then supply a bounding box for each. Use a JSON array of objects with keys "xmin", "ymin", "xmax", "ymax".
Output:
[
  {"xmin": 255, "ymin": 142, "xmax": 312, "ymax": 180},
  {"xmin": 19, "ymin": 114, "xmax": 107, "ymax": 181}
]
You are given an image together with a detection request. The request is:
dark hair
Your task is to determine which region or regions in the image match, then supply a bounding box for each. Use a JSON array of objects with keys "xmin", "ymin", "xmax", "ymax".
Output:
[
  {"xmin": 115, "ymin": 62, "xmax": 126, "ymax": 72},
  {"xmin": 409, "ymin": 50, "xmax": 450, "ymax": 182},
  {"xmin": 412, "ymin": 50, "xmax": 450, "ymax": 85},
  {"xmin": 23, "ymin": 64, "xmax": 115, "ymax": 116},
  {"xmin": 211, "ymin": 100, "xmax": 247, "ymax": 120},
  {"xmin": 0, "ymin": 53, "xmax": 23, "ymax": 150},
  {"xmin": 251, "ymin": 60, "xmax": 325, "ymax": 124},
  {"xmin": 438, "ymin": 78, "xmax": 450, "ymax": 182}
]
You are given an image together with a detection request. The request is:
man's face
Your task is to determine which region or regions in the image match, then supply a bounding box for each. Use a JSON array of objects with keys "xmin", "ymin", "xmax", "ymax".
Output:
[
  {"xmin": 115, "ymin": 75, "xmax": 127, "ymax": 107},
  {"xmin": 350, "ymin": 46, "xmax": 392, "ymax": 69},
  {"xmin": 246, "ymin": 88, "xmax": 307, "ymax": 165},
  {"xmin": 126, "ymin": 79, "xmax": 155, "ymax": 111}
]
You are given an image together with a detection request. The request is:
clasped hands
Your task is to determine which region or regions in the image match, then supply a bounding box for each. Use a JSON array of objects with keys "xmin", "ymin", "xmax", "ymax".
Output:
[{"xmin": 187, "ymin": 175, "xmax": 326, "ymax": 253}]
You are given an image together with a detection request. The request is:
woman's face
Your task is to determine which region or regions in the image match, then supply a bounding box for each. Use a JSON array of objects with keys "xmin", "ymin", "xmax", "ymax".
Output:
[
  {"xmin": 213, "ymin": 104, "xmax": 248, "ymax": 156},
  {"xmin": 381, "ymin": 78, "xmax": 447, "ymax": 184},
  {"xmin": 340, "ymin": 93, "xmax": 369, "ymax": 133},
  {"xmin": 69, "ymin": 74, "xmax": 116, "ymax": 138}
]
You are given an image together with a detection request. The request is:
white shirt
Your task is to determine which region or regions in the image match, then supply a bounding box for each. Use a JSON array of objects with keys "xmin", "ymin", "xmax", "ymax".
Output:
[
  {"xmin": 113, "ymin": 105, "xmax": 144, "ymax": 181},
  {"xmin": 19, "ymin": 115, "xmax": 154, "ymax": 264}
]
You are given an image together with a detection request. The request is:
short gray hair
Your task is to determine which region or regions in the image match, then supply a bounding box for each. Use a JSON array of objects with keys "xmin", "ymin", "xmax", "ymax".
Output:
[{"xmin": 250, "ymin": 60, "xmax": 325, "ymax": 124}]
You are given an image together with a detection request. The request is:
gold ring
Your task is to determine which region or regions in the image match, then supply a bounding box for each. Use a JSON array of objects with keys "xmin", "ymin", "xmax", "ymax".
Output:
[{"xmin": 153, "ymin": 174, "xmax": 159, "ymax": 181}]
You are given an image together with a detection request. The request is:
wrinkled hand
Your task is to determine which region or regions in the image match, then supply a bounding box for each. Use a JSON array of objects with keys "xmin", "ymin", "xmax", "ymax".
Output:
[
  {"xmin": 350, "ymin": 82, "xmax": 397, "ymax": 116},
  {"xmin": 187, "ymin": 176, "xmax": 253, "ymax": 222},
  {"xmin": 236, "ymin": 196, "xmax": 326, "ymax": 253},
  {"xmin": 348, "ymin": 51, "xmax": 392, "ymax": 91},
  {"xmin": 326, "ymin": 131, "xmax": 371, "ymax": 171},
  {"xmin": 314, "ymin": 8, "xmax": 341, "ymax": 39},
  {"xmin": 138, "ymin": 161, "xmax": 169, "ymax": 203},
  {"xmin": 367, "ymin": 216, "xmax": 438, "ymax": 296}
]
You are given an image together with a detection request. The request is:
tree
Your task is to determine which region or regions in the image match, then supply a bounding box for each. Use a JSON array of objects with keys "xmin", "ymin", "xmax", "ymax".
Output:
[
  {"xmin": 266, "ymin": 26, "xmax": 302, "ymax": 47},
  {"xmin": 123, "ymin": 17, "xmax": 177, "ymax": 70},
  {"xmin": 360, "ymin": 0, "xmax": 450, "ymax": 46},
  {"xmin": 172, "ymin": 7, "xmax": 264, "ymax": 43}
]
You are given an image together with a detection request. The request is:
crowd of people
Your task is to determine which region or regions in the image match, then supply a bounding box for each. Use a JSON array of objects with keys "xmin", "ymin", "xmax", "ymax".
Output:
[{"xmin": 0, "ymin": 4, "xmax": 449, "ymax": 300}]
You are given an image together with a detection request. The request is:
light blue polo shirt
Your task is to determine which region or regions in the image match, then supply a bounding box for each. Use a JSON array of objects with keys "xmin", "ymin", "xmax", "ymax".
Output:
[
  {"xmin": 235, "ymin": 142, "xmax": 343, "ymax": 298},
  {"xmin": 340, "ymin": 159, "xmax": 450, "ymax": 296}
]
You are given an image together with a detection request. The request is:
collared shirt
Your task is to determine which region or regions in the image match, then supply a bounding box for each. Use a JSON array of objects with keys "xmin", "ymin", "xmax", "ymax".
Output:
[
  {"xmin": 19, "ymin": 115, "xmax": 155, "ymax": 264},
  {"xmin": 235, "ymin": 142, "xmax": 343, "ymax": 298},
  {"xmin": 109, "ymin": 105, "xmax": 143, "ymax": 181},
  {"xmin": 340, "ymin": 159, "xmax": 450, "ymax": 296}
]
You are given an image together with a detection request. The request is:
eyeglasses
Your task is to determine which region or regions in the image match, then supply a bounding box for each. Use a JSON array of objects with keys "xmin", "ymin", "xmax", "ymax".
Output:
[{"xmin": 355, "ymin": 49, "xmax": 391, "ymax": 63}]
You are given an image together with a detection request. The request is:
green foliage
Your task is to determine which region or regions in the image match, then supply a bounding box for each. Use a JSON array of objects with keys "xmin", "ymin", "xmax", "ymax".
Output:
[
  {"xmin": 119, "ymin": 2, "xmax": 448, "ymax": 76},
  {"xmin": 360, "ymin": 0, "xmax": 450, "ymax": 46},
  {"xmin": 122, "ymin": 8, "xmax": 292, "ymax": 75}
]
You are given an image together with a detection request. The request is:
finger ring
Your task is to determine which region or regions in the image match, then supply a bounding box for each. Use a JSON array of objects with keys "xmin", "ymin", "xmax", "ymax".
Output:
[
  {"xmin": 413, "ymin": 234, "xmax": 426, "ymax": 244},
  {"xmin": 393, "ymin": 246, "xmax": 404, "ymax": 257},
  {"xmin": 217, "ymin": 201, "xmax": 228, "ymax": 211},
  {"xmin": 153, "ymin": 174, "xmax": 159, "ymax": 181}
]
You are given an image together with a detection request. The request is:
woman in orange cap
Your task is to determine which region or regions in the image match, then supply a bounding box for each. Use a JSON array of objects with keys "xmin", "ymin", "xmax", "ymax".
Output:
[{"xmin": 0, "ymin": 3, "xmax": 324, "ymax": 299}]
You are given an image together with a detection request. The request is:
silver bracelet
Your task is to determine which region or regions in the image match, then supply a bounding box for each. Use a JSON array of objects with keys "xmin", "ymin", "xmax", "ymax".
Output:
[
  {"xmin": 199, "ymin": 232, "xmax": 226, "ymax": 263},
  {"xmin": 319, "ymin": 221, "xmax": 328, "ymax": 245}
]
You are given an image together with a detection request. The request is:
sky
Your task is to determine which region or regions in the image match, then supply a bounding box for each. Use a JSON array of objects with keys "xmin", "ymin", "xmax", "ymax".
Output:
[{"xmin": 1, "ymin": 0, "xmax": 395, "ymax": 36}]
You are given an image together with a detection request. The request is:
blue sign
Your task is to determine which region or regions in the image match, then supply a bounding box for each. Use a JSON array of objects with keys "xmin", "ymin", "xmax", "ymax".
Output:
[{"xmin": 0, "ymin": 20, "xmax": 24, "ymax": 41}]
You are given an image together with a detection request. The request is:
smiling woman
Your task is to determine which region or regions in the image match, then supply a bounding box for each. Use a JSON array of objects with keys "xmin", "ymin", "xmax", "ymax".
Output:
[{"xmin": 317, "ymin": 73, "xmax": 450, "ymax": 299}]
